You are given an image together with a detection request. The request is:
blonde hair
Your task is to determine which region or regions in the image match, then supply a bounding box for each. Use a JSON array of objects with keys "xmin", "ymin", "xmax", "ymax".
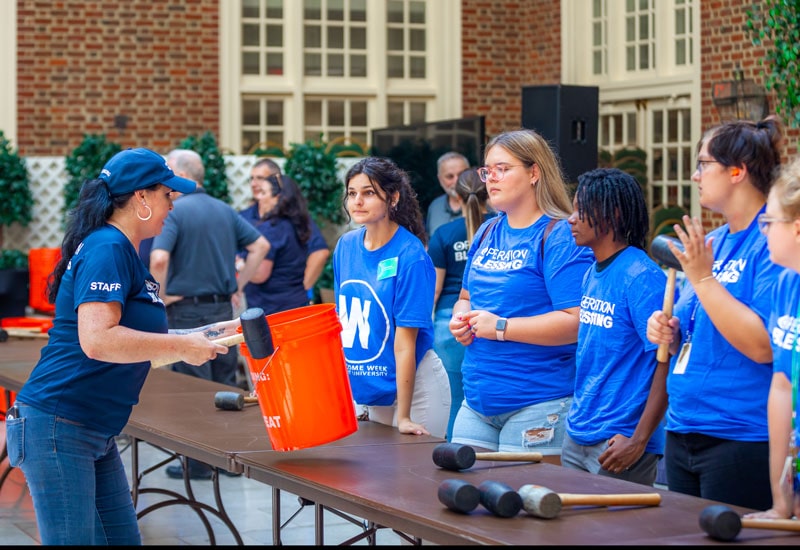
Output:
[
  {"xmin": 484, "ymin": 129, "xmax": 572, "ymax": 218},
  {"xmin": 771, "ymin": 156, "xmax": 800, "ymax": 220}
]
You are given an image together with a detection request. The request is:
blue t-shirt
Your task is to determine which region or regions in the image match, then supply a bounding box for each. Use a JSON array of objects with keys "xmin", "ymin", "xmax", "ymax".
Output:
[
  {"xmin": 461, "ymin": 213, "xmax": 594, "ymax": 416},
  {"xmin": 768, "ymin": 268, "xmax": 800, "ymax": 427},
  {"xmin": 16, "ymin": 225, "xmax": 167, "ymax": 435},
  {"xmin": 666, "ymin": 216, "xmax": 780, "ymax": 440},
  {"xmin": 333, "ymin": 225, "xmax": 435, "ymax": 406},
  {"xmin": 428, "ymin": 213, "xmax": 496, "ymax": 311},
  {"xmin": 566, "ymin": 246, "xmax": 666, "ymax": 454},
  {"xmin": 245, "ymin": 216, "xmax": 310, "ymax": 315},
  {"xmin": 239, "ymin": 203, "xmax": 328, "ymax": 255}
]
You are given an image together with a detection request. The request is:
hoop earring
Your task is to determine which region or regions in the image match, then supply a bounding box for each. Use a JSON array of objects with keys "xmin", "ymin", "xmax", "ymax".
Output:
[{"xmin": 137, "ymin": 205, "xmax": 152, "ymax": 221}]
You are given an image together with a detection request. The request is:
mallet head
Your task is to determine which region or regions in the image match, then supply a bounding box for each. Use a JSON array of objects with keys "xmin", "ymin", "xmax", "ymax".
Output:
[
  {"xmin": 519, "ymin": 484, "xmax": 563, "ymax": 519},
  {"xmin": 438, "ymin": 479, "xmax": 480, "ymax": 514},
  {"xmin": 478, "ymin": 480, "xmax": 522, "ymax": 518},
  {"xmin": 650, "ymin": 235, "xmax": 684, "ymax": 271},
  {"xmin": 240, "ymin": 307, "xmax": 273, "ymax": 359},
  {"xmin": 214, "ymin": 391, "xmax": 245, "ymax": 411},
  {"xmin": 432, "ymin": 442, "xmax": 476, "ymax": 471},
  {"xmin": 699, "ymin": 504, "xmax": 742, "ymax": 542}
]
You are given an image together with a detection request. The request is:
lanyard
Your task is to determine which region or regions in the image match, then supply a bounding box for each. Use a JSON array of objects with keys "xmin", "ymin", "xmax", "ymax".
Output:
[
  {"xmin": 791, "ymin": 295, "xmax": 800, "ymax": 483},
  {"xmin": 684, "ymin": 209, "xmax": 763, "ymax": 342}
]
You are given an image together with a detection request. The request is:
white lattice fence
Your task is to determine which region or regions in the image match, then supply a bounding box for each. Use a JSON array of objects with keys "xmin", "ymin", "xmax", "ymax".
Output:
[{"xmin": 7, "ymin": 156, "xmax": 360, "ymax": 252}]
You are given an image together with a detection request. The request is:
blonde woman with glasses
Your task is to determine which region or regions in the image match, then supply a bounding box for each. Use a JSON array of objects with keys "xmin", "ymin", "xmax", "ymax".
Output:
[
  {"xmin": 448, "ymin": 129, "xmax": 594, "ymax": 461},
  {"xmin": 744, "ymin": 157, "xmax": 800, "ymax": 520},
  {"xmin": 646, "ymin": 116, "xmax": 785, "ymax": 511}
]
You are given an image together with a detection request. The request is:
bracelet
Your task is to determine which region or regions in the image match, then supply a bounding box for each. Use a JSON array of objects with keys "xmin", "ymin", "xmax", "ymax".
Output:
[{"xmin": 697, "ymin": 275, "xmax": 716, "ymax": 284}]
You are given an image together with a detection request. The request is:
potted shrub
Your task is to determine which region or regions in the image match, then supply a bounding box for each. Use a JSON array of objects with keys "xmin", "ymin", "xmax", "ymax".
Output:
[{"xmin": 0, "ymin": 131, "xmax": 34, "ymax": 317}]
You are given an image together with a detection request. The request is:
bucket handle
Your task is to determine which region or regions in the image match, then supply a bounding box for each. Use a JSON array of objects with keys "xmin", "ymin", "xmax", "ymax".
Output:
[{"xmin": 255, "ymin": 346, "xmax": 280, "ymax": 380}]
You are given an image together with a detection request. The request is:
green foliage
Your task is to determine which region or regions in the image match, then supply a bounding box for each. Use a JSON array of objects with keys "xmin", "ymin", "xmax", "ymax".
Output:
[
  {"xmin": 597, "ymin": 147, "xmax": 648, "ymax": 190},
  {"xmin": 0, "ymin": 131, "xmax": 34, "ymax": 251},
  {"xmin": 63, "ymin": 134, "xmax": 122, "ymax": 219},
  {"xmin": 251, "ymin": 145, "xmax": 286, "ymax": 158},
  {"xmin": 180, "ymin": 131, "xmax": 231, "ymax": 203},
  {"xmin": 283, "ymin": 135, "xmax": 347, "ymax": 227},
  {"xmin": 747, "ymin": 1, "xmax": 800, "ymax": 127},
  {"xmin": 0, "ymin": 249, "xmax": 28, "ymax": 270}
]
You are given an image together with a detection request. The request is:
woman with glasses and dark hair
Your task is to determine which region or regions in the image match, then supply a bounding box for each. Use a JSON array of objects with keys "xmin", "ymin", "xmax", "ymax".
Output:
[
  {"xmin": 448, "ymin": 129, "xmax": 594, "ymax": 461},
  {"xmin": 427, "ymin": 167, "xmax": 496, "ymax": 440},
  {"xmin": 646, "ymin": 115, "xmax": 785, "ymax": 511},
  {"xmin": 333, "ymin": 156, "xmax": 451, "ymax": 437},
  {"xmin": 239, "ymin": 171, "xmax": 316, "ymax": 315}
]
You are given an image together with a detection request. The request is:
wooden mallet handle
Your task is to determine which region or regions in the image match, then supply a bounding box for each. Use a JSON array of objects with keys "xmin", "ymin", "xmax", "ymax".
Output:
[
  {"xmin": 474, "ymin": 451, "xmax": 543, "ymax": 463},
  {"xmin": 558, "ymin": 492, "xmax": 662, "ymax": 507},
  {"xmin": 151, "ymin": 332, "xmax": 244, "ymax": 369},
  {"xmin": 656, "ymin": 267, "xmax": 677, "ymax": 363}
]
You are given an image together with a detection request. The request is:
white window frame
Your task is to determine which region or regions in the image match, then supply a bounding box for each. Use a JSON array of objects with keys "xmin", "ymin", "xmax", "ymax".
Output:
[{"xmin": 219, "ymin": 0, "xmax": 461, "ymax": 154}]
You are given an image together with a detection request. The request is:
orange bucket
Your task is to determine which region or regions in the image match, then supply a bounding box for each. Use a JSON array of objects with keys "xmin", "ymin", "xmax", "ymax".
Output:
[
  {"xmin": 239, "ymin": 303, "xmax": 357, "ymax": 451},
  {"xmin": 28, "ymin": 248, "xmax": 61, "ymax": 314}
]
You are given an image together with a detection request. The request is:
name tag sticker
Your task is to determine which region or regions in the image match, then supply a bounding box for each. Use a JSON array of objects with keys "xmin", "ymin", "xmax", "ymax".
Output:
[{"xmin": 377, "ymin": 258, "xmax": 398, "ymax": 280}]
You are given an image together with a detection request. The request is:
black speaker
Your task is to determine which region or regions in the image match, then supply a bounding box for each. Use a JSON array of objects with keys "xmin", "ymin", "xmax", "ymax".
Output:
[{"xmin": 521, "ymin": 85, "xmax": 599, "ymax": 184}]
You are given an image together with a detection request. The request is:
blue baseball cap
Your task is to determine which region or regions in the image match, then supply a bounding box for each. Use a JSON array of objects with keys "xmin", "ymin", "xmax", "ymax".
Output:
[{"xmin": 98, "ymin": 148, "xmax": 197, "ymax": 197}]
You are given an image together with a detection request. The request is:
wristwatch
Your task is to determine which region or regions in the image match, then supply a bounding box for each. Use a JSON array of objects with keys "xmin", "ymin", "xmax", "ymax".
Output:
[{"xmin": 495, "ymin": 318, "xmax": 508, "ymax": 341}]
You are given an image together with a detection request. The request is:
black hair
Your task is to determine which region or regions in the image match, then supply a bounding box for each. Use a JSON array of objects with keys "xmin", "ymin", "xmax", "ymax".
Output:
[
  {"xmin": 260, "ymin": 174, "xmax": 312, "ymax": 245},
  {"xmin": 344, "ymin": 157, "xmax": 427, "ymax": 245},
  {"xmin": 47, "ymin": 178, "xmax": 152, "ymax": 302},
  {"xmin": 702, "ymin": 114, "xmax": 783, "ymax": 196},
  {"xmin": 574, "ymin": 168, "xmax": 649, "ymax": 250}
]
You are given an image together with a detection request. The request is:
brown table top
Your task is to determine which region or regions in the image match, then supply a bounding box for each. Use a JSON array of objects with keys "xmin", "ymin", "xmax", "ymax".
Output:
[{"xmin": 235, "ymin": 442, "xmax": 800, "ymax": 546}]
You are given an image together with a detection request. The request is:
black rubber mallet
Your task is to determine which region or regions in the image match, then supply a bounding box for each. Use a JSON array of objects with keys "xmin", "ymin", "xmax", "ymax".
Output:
[
  {"xmin": 151, "ymin": 307, "xmax": 273, "ymax": 369},
  {"xmin": 649, "ymin": 235, "xmax": 684, "ymax": 362},
  {"xmin": 478, "ymin": 480, "xmax": 523, "ymax": 518},
  {"xmin": 699, "ymin": 504, "xmax": 800, "ymax": 542},
  {"xmin": 437, "ymin": 479, "xmax": 481, "ymax": 514},
  {"xmin": 519, "ymin": 484, "xmax": 661, "ymax": 519},
  {"xmin": 432, "ymin": 442, "xmax": 543, "ymax": 472},
  {"xmin": 438, "ymin": 479, "xmax": 522, "ymax": 518},
  {"xmin": 214, "ymin": 391, "xmax": 259, "ymax": 411}
]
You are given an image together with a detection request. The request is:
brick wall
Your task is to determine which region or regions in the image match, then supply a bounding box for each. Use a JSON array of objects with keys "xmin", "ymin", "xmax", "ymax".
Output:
[
  {"xmin": 700, "ymin": 1, "xmax": 799, "ymax": 228},
  {"xmin": 462, "ymin": 0, "xmax": 561, "ymax": 139},
  {"xmin": 16, "ymin": 0, "xmax": 220, "ymax": 157}
]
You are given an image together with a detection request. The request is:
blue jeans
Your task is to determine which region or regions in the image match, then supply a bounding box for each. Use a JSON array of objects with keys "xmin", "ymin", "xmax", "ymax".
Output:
[
  {"xmin": 451, "ymin": 396, "xmax": 572, "ymax": 455},
  {"xmin": 433, "ymin": 307, "xmax": 465, "ymax": 440},
  {"xmin": 561, "ymin": 432, "xmax": 661, "ymax": 486},
  {"xmin": 665, "ymin": 431, "xmax": 771, "ymax": 511},
  {"xmin": 5, "ymin": 402, "xmax": 141, "ymax": 545}
]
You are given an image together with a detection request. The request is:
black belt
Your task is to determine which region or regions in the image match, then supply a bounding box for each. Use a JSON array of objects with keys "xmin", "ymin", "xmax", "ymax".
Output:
[{"xmin": 174, "ymin": 294, "xmax": 231, "ymax": 306}]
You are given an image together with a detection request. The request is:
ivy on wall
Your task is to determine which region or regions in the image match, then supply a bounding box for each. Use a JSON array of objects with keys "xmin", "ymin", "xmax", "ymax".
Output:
[{"xmin": 747, "ymin": 1, "xmax": 800, "ymax": 127}]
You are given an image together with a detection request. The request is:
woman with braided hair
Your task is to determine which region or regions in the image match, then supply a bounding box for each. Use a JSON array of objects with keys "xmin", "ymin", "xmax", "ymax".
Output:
[{"xmin": 563, "ymin": 167, "xmax": 668, "ymax": 486}]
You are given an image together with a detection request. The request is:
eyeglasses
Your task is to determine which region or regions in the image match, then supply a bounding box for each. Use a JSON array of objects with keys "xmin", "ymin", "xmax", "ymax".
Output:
[
  {"xmin": 758, "ymin": 213, "xmax": 794, "ymax": 235},
  {"xmin": 695, "ymin": 159, "xmax": 721, "ymax": 174},
  {"xmin": 477, "ymin": 164, "xmax": 526, "ymax": 183},
  {"xmin": 249, "ymin": 175, "xmax": 271, "ymax": 183}
]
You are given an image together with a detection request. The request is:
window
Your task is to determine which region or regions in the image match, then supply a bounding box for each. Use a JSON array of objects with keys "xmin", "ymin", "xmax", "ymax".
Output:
[
  {"xmin": 241, "ymin": 97, "xmax": 286, "ymax": 153},
  {"xmin": 625, "ymin": 0, "xmax": 656, "ymax": 72},
  {"xmin": 224, "ymin": 0, "xmax": 461, "ymax": 153},
  {"xmin": 649, "ymin": 104, "xmax": 693, "ymax": 211},
  {"xmin": 674, "ymin": 0, "xmax": 693, "ymax": 66},
  {"xmin": 304, "ymin": 0, "xmax": 368, "ymax": 77},
  {"xmin": 304, "ymin": 98, "xmax": 369, "ymax": 145},
  {"xmin": 591, "ymin": 0, "xmax": 608, "ymax": 76},
  {"xmin": 386, "ymin": 0, "xmax": 426, "ymax": 79},
  {"xmin": 387, "ymin": 99, "xmax": 427, "ymax": 127},
  {"xmin": 241, "ymin": 0, "xmax": 285, "ymax": 76}
]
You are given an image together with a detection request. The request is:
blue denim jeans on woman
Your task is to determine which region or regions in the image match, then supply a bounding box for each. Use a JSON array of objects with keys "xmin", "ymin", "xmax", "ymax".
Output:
[
  {"xmin": 433, "ymin": 307, "xmax": 465, "ymax": 440},
  {"xmin": 4, "ymin": 402, "xmax": 141, "ymax": 545}
]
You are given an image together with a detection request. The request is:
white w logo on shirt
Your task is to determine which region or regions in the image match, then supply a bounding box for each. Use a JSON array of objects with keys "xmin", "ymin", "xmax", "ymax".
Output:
[{"xmin": 339, "ymin": 295, "xmax": 371, "ymax": 349}]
